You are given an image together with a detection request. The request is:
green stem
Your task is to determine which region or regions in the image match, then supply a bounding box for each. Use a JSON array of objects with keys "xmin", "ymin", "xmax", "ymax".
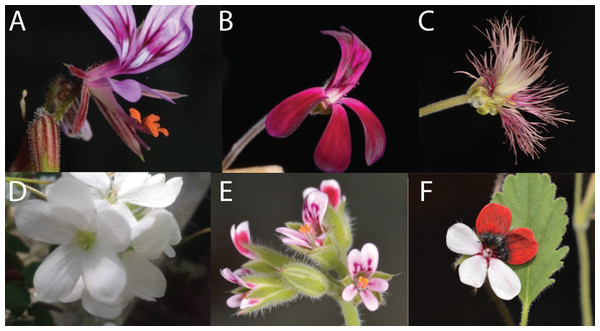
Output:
[
  {"xmin": 520, "ymin": 300, "xmax": 531, "ymax": 326},
  {"xmin": 419, "ymin": 94, "xmax": 470, "ymax": 117},
  {"xmin": 4, "ymin": 177, "xmax": 54, "ymax": 185},
  {"xmin": 484, "ymin": 282, "xmax": 515, "ymax": 325},
  {"xmin": 338, "ymin": 298, "xmax": 361, "ymax": 326}
]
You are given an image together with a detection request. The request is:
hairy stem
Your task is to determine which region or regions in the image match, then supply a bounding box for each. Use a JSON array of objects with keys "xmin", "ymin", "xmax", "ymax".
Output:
[
  {"xmin": 222, "ymin": 115, "xmax": 266, "ymax": 170},
  {"xmin": 419, "ymin": 94, "xmax": 470, "ymax": 117},
  {"xmin": 484, "ymin": 282, "xmax": 515, "ymax": 325},
  {"xmin": 520, "ymin": 300, "xmax": 531, "ymax": 326},
  {"xmin": 338, "ymin": 298, "xmax": 361, "ymax": 326}
]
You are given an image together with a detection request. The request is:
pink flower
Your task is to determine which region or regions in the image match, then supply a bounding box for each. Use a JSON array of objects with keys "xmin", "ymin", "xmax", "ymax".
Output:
[
  {"xmin": 265, "ymin": 27, "xmax": 385, "ymax": 172},
  {"xmin": 342, "ymin": 243, "xmax": 389, "ymax": 311},
  {"xmin": 275, "ymin": 190, "xmax": 329, "ymax": 249},
  {"xmin": 303, "ymin": 179, "xmax": 345, "ymax": 209},
  {"xmin": 67, "ymin": 5, "xmax": 195, "ymax": 159},
  {"xmin": 231, "ymin": 221, "xmax": 256, "ymax": 259},
  {"xmin": 220, "ymin": 268, "xmax": 255, "ymax": 308},
  {"xmin": 462, "ymin": 16, "xmax": 570, "ymax": 159}
]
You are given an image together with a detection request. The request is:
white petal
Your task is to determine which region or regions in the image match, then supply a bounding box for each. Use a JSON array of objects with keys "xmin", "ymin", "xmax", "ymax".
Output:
[
  {"xmin": 81, "ymin": 290, "xmax": 126, "ymax": 319},
  {"xmin": 114, "ymin": 173, "xmax": 149, "ymax": 196},
  {"xmin": 146, "ymin": 173, "xmax": 166, "ymax": 185},
  {"xmin": 81, "ymin": 246, "xmax": 126, "ymax": 303},
  {"xmin": 68, "ymin": 173, "xmax": 111, "ymax": 198},
  {"xmin": 359, "ymin": 290, "xmax": 379, "ymax": 311},
  {"xmin": 15, "ymin": 201, "xmax": 76, "ymax": 244},
  {"xmin": 342, "ymin": 284, "xmax": 358, "ymax": 302},
  {"xmin": 488, "ymin": 258, "xmax": 521, "ymax": 300},
  {"xmin": 119, "ymin": 183, "xmax": 179, "ymax": 208},
  {"xmin": 131, "ymin": 213, "xmax": 171, "ymax": 259},
  {"xmin": 60, "ymin": 277, "xmax": 84, "ymax": 303},
  {"xmin": 123, "ymin": 253, "xmax": 166, "ymax": 301},
  {"xmin": 94, "ymin": 209, "xmax": 131, "ymax": 253},
  {"xmin": 163, "ymin": 246, "xmax": 176, "ymax": 258},
  {"xmin": 367, "ymin": 278, "xmax": 389, "ymax": 292},
  {"xmin": 46, "ymin": 178, "xmax": 95, "ymax": 218},
  {"xmin": 302, "ymin": 187, "xmax": 318, "ymax": 199},
  {"xmin": 446, "ymin": 223, "xmax": 483, "ymax": 255},
  {"xmin": 34, "ymin": 243, "xmax": 82, "ymax": 302},
  {"xmin": 458, "ymin": 255, "xmax": 488, "ymax": 288},
  {"xmin": 227, "ymin": 293, "xmax": 244, "ymax": 308},
  {"xmin": 166, "ymin": 177, "xmax": 183, "ymax": 199},
  {"xmin": 361, "ymin": 243, "xmax": 379, "ymax": 278},
  {"xmin": 110, "ymin": 203, "xmax": 138, "ymax": 227}
]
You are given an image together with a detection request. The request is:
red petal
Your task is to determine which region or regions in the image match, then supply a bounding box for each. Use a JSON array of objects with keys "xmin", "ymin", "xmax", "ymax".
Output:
[
  {"xmin": 314, "ymin": 104, "xmax": 351, "ymax": 172},
  {"xmin": 340, "ymin": 97, "xmax": 385, "ymax": 165},
  {"xmin": 476, "ymin": 203, "xmax": 511, "ymax": 236},
  {"xmin": 505, "ymin": 228, "xmax": 538, "ymax": 265},
  {"xmin": 265, "ymin": 87, "xmax": 327, "ymax": 138},
  {"xmin": 73, "ymin": 86, "xmax": 90, "ymax": 134},
  {"xmin": 321, "ymin": 27, "xmax": 371, "ymax": 92}
]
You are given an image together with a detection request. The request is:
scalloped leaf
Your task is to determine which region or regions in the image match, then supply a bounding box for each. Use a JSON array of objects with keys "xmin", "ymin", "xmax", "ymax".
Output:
[{"xmin": 492, "ymin": 173, "xmax": 569, "ymax": 314}]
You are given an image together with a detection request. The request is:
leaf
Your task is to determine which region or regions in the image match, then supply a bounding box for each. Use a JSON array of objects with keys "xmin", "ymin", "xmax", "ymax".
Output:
[
  {"xmin": 492, "ymin": 174, "xmax": 569, "ymax": 312},
  {"xmin": 22, "ymin": 262, "xmax": 41, "ymax": 288},
  {"xmin": 6, "ymin": 234, "xmax": 29, "ymax": 254},
  {"xmin": 5, "ymin": 283, "xmax": 31, "ymax": 316},
  {"xmin": 28, "ymin": 302, "xmax": 54, "ymax": 326}
]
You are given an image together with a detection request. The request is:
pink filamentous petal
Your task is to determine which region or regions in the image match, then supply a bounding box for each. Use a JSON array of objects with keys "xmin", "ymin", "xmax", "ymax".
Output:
[
  {"xmin": 322, "ymin": 27, "xmax": 371, "ymax": 94},
  {"xmin": 314, "ymin": 104, "xmax": 351, "ymax": 173},
  {"xmin": 340, "ymin": 97, "xmax": 386, "ymax": 165},
  {"xmin": 265, "ymin": 87, "xmax": 328, "ymax": 138},
  {"xmin": 81, "ymin": 6, "xmax": 137, "ymax": 63}
]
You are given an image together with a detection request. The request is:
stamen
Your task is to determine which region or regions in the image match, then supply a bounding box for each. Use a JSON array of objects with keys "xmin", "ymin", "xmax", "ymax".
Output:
[
  {"xmin": 129, "ymin": 108, "xmax": 169, "ymax": 138},
  {"xmin": 358, "ymin": 276, "xmax": 369, "ymax": 289},
  {"xmin": 299, "ymin": 224, "xmax": 312, "ymax": 234},
  {"xmin": 76, "ymin": 230, "xmax": 96, "ymax": 251}
]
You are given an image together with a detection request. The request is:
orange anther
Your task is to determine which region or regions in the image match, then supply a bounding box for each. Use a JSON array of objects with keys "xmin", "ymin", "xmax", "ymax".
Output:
[
  {"xmin": 299, "ymin": 224, "xmax": 312, "ymax": 234},
  {"xmin": 129, "ymin": 108, "xmax": 169, "ymax": 138},
  {"xmin": 129, "ymin": 108, "xmax": 142, "ymax": 123},
  {"xmin": 358, "ymin": 276, "xmax": 369, "ymax": 289}
]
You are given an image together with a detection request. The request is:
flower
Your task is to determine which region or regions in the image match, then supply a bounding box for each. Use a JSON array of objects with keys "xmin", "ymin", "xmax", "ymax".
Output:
[
  {"xmin": 342, "ymin": 243, "xmax": 389, "ymax": 311},
  {"xmin": 231, "ymin": 221, "xmax": 256, "ymax": 259},
  {"xmin": 446, "ymin": 203, "xmax": 538, "ymax": 300},
  {"xmin": 461, "ymin": 16, "xmax": 570, "ymax": 159},
  {"xmin": 303, "ymin": 179, "xmax": 345, "ymax": 209},
  {"xmin": 220, "ymin": 268, "xmax": 255, "ymax": 308},
  {"xmin": 14, "ymin": 177, "xmax": 131, "ymax": 305},
  {"xmin": 265, "ymin": 27, "xmax": 385, "ymax": 172},
  {"xmin": 66, "ymin": 6, "xmax": 195, "ymax": 159},
  {"xmin": 275, "ymin": 190, "xmax": 329, "ymax": 249}
]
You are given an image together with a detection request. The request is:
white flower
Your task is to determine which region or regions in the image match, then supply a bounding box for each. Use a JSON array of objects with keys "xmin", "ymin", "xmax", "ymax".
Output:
[{"xmin": 14, "ymin": 177, "xmax": 131, "ymax": 304}]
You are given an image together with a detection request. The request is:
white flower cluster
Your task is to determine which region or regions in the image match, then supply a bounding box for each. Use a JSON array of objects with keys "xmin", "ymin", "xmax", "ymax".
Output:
[{"xmin": 14, "ymin": 173, "xmax": 183, "ymax": 319}]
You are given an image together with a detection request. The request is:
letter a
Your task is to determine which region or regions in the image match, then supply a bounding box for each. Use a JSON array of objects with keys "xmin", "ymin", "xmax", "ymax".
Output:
[{"xmin": 10, "ymin": 11, "xmax": 26, "ymax": 31}]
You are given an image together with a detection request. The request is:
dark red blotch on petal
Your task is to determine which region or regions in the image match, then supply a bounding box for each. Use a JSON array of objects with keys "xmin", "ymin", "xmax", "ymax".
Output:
[
  {"xmin": 476, "ymin": 203, "xmax": 511, "ymax": 236},
  {"xmin": 505, "ymin": 227, "xmax": 538, "ymax": 265}
]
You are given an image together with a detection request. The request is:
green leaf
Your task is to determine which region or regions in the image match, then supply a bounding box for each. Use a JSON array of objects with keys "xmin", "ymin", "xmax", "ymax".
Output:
[
  {"xmin": 6, "ymin": 283, "xmax": 31, "ymax": 316},
  {"xmin": 6, "ymin": 234, "xmax": 29, "ymax": 254},
  {"xmin": 22, "ymin": 262, "xmax": 41, "ymax": 287},
  {"xmin": 28, "ymin": 302, "xmax": 54, "ymax": 326},
  {"xmin": 492, "ymin": 173, "xmax": 569, "ymax": 322}
]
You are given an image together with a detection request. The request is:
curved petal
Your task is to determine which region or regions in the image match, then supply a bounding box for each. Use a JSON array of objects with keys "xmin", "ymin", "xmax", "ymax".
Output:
[
  {"xmin": 340, "ymin": 97, "xmax": 385, "ymax": 165},
  {"xmin": 165, "ymin": 177, "xmax": 183, "ymax": 198},
  {"xmin": 123, "ymin": 253, "xmax": 166, "ymax": 301},
  {"xmin": 359, "ymin": 290, "xmax": 379, "ymax": 311},
  {"xmin": 82, "ymin": 246, "xmax": 126, "ymax": 303},
  {"xmin": 130, "ymin": 210, "xmax": 177, "ymax": 259},
  {"xmin": 360, "ymin": 243, "xmax": 379, "ymax": 278},
  {"xmin": 346, "ymin": 248, "xmax": 363, "ymax": 278},
  {"xmin": 446, "ymin": 223, "xmax": 482, "ymax": 255},
  {"xmin": 81, "ymin": 5, "xmax": 137, "ymax": 62},
  {"xmin": 505, "ymin": 228, "xmax": 538, "ymax": 265},
  {"xmin": 314, "ymin": 103, "xmax": 351, "ymax": 172},
  {"xmin": 367, "ymin": 278, "xmax": 389, "ymax": 292},
  {"xmin": 476, "ymin": 203, "xmax": 511, "ymax": 236},
  {"xmin": 322, "ymin": 27, "xmax": 371, "ymax": 93},
  {"xmin": 68, "ymin": 172, "xmax": 111, "ymax": 198},
  {"xmin": 275, "ymin": 227, "xmax": 306, "ymax": 241},
  {"xmin": 137, "ymin": 82, "xmax": 178, "ymax": 104},
  {"xmin": 123, "ymin": 6, "xmax": 196, "ymax": 74},
  {"xmin": 282, "ymin": 237, "xmax": 312, "ymax": 249},
  {"xmin": 342, "ymin": 284, "xmax": 358, "ymax": 302},
  {"xmin": 231, "ymin": 221, "xmax": 255, "ymax": 259},
  {"xmin": 458, "ymin": 255, "xmax": 488, "ymax": 289},
  {"xmin": 227, "ymin": 293, "xmax": 245, "ymax": 308},
  {"xmin": 320, "ymin": 179, "xmax": 341, "ymax": 208},
  {"xmin": 60, "ymin": 277, "xmax": 84, "ymax": 303},
  {"xmin": 46, "ymin": 177, "xmax": 95, "ymax": 221},
  {"xmin": 108, "ymin": 79, "xmax": 143, "ymax": 103},
  {"xmin": 265, "ymin": 87, "xmax": 328, "ymax": 138},
  {"xmin": 94, "ymin": 209, "xmax": 131, "ymax": 253},
  {"xmin": 302, "ymin": 190, "xmax": 328, "ymax": 228},
  {"xmin": 488, "ymin": 258, "xmax": 521, "ymax": 300},
  {"xmin": 81, "ymin": 290, "xmax": 126, "ymax": 319},
  {"xmin": 119, "ymin": 183, "xmax": 179, "ymax": 208},
  {"xmin": 302, "ymin": 187, "xmax": 318, "ymax": 199},
  {"xmin": 15, "ymin": 201, "xmax": 76, "ymax": 245},
  {"xmin": 33, "ymin": 243, "xmax": 82, "ymax": 302},
  {"xmin": 114, "ymin": 173, "xmax": 149, "ymax": 196}
]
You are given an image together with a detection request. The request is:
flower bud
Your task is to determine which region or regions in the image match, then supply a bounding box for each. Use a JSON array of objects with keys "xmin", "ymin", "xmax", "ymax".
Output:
[
  {"xmin": 281, "ymin": 263, "xmax": 328, "ymax": 299},
  {"xmin": 245, "ymin": 243, "xmax": 292, "ymax": 269},
  {"xmin": 240, "ymin": 287, "xmax": 298, "ymax": 315},
  {"xmin": 28, "ymin": 108, "xmax": 60, "ymax": 172},
  {"xmin": 325, "ymin": 208, "xmax": 353, "ymax": 254}
]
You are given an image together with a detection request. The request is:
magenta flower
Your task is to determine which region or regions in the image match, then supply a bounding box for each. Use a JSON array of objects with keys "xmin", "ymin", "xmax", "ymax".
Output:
[
  {"xmin": 342, "ymin": 243, "xmax": 389, "ymax": 311},
  {"xmin": 67, "ymin": 5, "xmax": 195, "ymax": 159},
  {"xmin": 220, "ymin": 268, "xmax": 255, "ymax": 308},
  {"xmin": 462, "ymin": 16, "xmax": 570, "ymax": 159},
  {"xmin": 265, "ymin": 27, "xmax": 386, "ymax": 172},
  {"xmin": 231, "ymin": 221, "xmax": 256, "ymax": 259},
  {"xmin": 303, "ymin": 179, "xmax": 345, "ymax": 209},
  {"xmin": 275, "ymin": 190, "xmax": 329, "ymax": 249}
]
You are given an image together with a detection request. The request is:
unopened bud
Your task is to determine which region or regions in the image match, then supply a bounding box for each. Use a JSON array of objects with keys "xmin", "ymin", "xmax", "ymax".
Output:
[
  {"xmin": 281, "ymin": 263, "xmax": 328, "ymax": 298},
  {"xmin": 325, "ymin": 208, "xmax": 353, "ymax": 254},
  {"xmin": 245, "ymin": 244, "xmax": 293, "ymax": 269},
  {"xmin": 28, "ymin": 109, "xmax": 60, "ymax": 172}
]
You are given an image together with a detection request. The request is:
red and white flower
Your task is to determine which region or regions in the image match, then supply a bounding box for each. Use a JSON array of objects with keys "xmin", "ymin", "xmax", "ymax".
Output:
[
  {"xmin": 341, "ymin": 243, "xmax": 389, "ymax": 311},
  {"xmin": 303, "ymin": 179, "xmax": 345, "ymax": 210},
  {"xmin": 275, "ymin": 190, "xmax": 329, "ymax": 249},
  {"xmin": 231, "ymin": 221, "xmax": 256, "ymax": 259},
  {"xmin": 446, "ymin": 203, "xmax": 538, "ymax": 300},
  {"xmin": 220, "ymin": 268, "xmax": 255, "ymax": 309}
]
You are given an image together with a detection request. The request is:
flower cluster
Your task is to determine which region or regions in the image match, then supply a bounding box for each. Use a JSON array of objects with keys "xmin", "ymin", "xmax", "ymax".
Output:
[
  {"xmin": 14, "ymin": 173, "xmax": 183, "ymax": 319},
  {"xmin": 446, "ymin": 203, "xmax": 538, "ymax": 300},
  {"xmin": 221, "ymin": 180, "xmax": 393, "ymax": 324}
]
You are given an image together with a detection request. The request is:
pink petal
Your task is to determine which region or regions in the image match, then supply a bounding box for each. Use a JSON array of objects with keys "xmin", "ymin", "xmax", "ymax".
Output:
[
  {"xmin": 282, "ymin": 237, "xmax": 312, "ymax": 249},
  {"xmin": 346, "ymin": 248, "xmax": 363, "ymax": 278},
  {"xmin": 360, "ymin": 243, "xmax": 379, "ymax": 278},
  {"xmin": 340, "ymin": 97, "xmax": 385, "ymax": 165},
  {"xmin": 265, "ymin": 87, "xmax": 327, "ymax": 138},
  {"xmin": 367, "ymin": 278, "xmax": 389, "ymax": 292},
  {"xmin": 446, "ymin": 223, "xmax": 483, "ymax": 255},
  {"xmin": 314, "ymin": 103, "xmax": 351, "ymax": 172},
  {"xmin": 227, "ymin": 293, "xmax": 245, "ymax": 308},
  {"xmin": 302, "ymin": 190, "xmax": 328, "ymax": 228},
  {"xmin": 359, "ymin": 290, "xmax": 379, "ymax": 311},
  {"xmin": 488, "ymin": 258, "xmax": 521, "ymax": 300},
  {"xmin": 81, "ymin": 6, "xmax": 137, "ymax": 62},
  {"xmin": 320, "ymin": 179, "xmax": 341, "ymax": 208},
  {"xmin": 108, "ymin": 79, "xmax": 142, "ymax": 103},
  {"xmin": 73, "ymin": 85, "xmax": 90, "ymax": 134},
  {"xmin": 341, "ymin": 284, "xmax": 357, "ymax": 302},
  {"xmin": 322, "ymin": 27, "xmax": 371, "ymax": 94},
  {"xmin": 275, "ymin": 227, "xmax": 305, "ymax": 241},
  {"xmin": 230, "ymin": 221, "xmax": 255, "ymax": 259},
  {"xmin": 458, "ymin": 255, "xmax": 488, "ymax": 289},
  {"xmin": 302, "ymin": 187, "xmax": 318, "ymax": 199}
]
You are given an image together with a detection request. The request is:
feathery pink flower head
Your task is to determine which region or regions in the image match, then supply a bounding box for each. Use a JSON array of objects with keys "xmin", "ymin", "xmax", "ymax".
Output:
[
  {"xmin": 461, "ymin": 15, "xmax": 570, "ymax": 160},
  {"xmin": 67, "ymin": 5, "xmax": 195, "ymax": 159},
  {"xmin": 265, "ymin": 27, "xmax": 385, "ymax": 172}
]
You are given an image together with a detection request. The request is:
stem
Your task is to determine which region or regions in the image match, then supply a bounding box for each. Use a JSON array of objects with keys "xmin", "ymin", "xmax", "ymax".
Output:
[
  {"xmin": 484, "ymin": 282, "xmax": 515, "ymax": 325},
  {"xmin": 338, "ymin": 298, "xmax": 361, "ymax": 326},
  {"xmin": 222, "ymin": 115, "xmax": 266, "ymax": 170},
  {"xmin": 573, "ymin": 173, "xmax": 595, "ymax": 325},
  {"xmin": 520, "ymin": 300, "xmax": 531, "ymax": 326},
  {"xmin": 179, "ymin": 227, "xmax": 211, "ymax": 245},
  {"xmin": 419, "ymin": 94, "xmax": 470, "ymax": 117},
  {"xmin": 23, "ymin": 184, "xmax": 47, "ymax": 200},
  {"xmin": 4, "ymin": 177, "xmax": 54, "ymax": 185}
]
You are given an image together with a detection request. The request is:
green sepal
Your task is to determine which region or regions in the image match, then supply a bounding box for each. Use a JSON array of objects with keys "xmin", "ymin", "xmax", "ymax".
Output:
[
  {"xmin": 281, "ymin": 263, "xmax": 328, "ymax": 298},
  {"xmin": 372, "ymin": 271, "xmax": 395, "ymax": 281},
  {"xmin": 241, "ymin": 273, "xmax": 285, "ymax": 288},
  {"xmin": 44, "ymin": 75, "xmax": 80, "ymax": 123},
  {"xmin": 324, "ymin": 207, "xmax": 352, "ymax": 254},
  {"xmin": 240, "ymin": 287, "xmax": 299, "ymax": 315},
  {"xmin": 341, "ymin": 275, "xmax": 352, "ymax": 286},
  {"xmin": 242, "ymin": 259, "xmax": 277, "ymax": 273},
  {"xmin": 231, "ymin": 286, "xmax": 250, "ymax": 294},
  {"xmin": 306, "ymin": 244, "xmax": 340, "ymax": 270},
  {"xmin": 245, "ymin": 243, "xmax": 292, "ymax": 269},
  {"xmin": 284, "ymin": 222, "xmax": 303, "ymax": 231}
]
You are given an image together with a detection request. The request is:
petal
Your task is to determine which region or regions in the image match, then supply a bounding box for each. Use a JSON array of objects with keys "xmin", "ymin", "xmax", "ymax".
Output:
[
  {"xmin": 275, "ymin": 227, "xmax": 306, "ymax": 241},
  {"xmin": 314, "ymin": 103, "xmax": 351, "ymax": 172},
  {"xmin": 119, "ymin": 183, "xmax": 180, "ymax": 208},
  {"xmin": 72, "ymin": 85, "xmax": 90, "ymax": 135},
  {"xmin": 123, "ymin": 6, "xmax": 196, "ymax": 74},
  {"xmin": 114, "ymin": 172, "xmax": 149, "ymax": 195},
  {"xmin": 220, "ymin": 268, "xmax": 251, "ymax": 288},
  {"xmin": 322, "ymin": 27, "xmax": 371, "ymax": 93},
  {"xmin": 282, "ymin": 237, "xmax": 312, "ymax": 249},
  {"xmin": 81, "ymin": 290, "xmax": 126, "ymax": 319},
  {"xmin": 165, "ymin": 177, "xmax": 183, "ymax": 198},
  {"xmin": 476, "ymin": 203, "xmax": 511, "ymax": 236},
  {"xmin": 108, "ymin": 79, "xmax": 143, "ymax": 103},
  {"xmin": 446, "ymin": 223, "xmax": 483, "ymax": 255},
  {"xmin": 265, "ymin": 87, "xmax": 328, "ymax": 138},
  {"xmin": 367, "ymin": 278, "xmax": 389, "ymax": 292},
  {"xmin": 346, "ymin": 248, "xmax": 363, "ymax": 278},
  {"xmin": 320, "ymin": 179, "xmax": 341, "ymax": 208},
  {"xmin": 302, "ymin": 187, "xmax": 318, "ymax": 199},
  {"xmin": 488, "ymin": 258, "xmax": 521, "ymax": 300},
  {"xmin": 505, "ymin": 228, "xmax": 538, "ymax": 265},
  {"xmin": 341, "ymin": 284, "xmax": 358, "ymax": 302},
  {"xmin": 131, "ymin": 209, "xmax": 178, "ymax": 259},
  {"xmin": 137, "ymin": 82, "xmax": 178, "ymax": 104},
  {"xmin": 340, "ymin": 97, "xmax": 385, "ymax": 165},
  {"xmin": 60, "ymin": 277, "xmax": 84, "ymax": 303},
  {"xmin": 15, "ymin": 201, "xmax": 76, "ymax": 245},
  {"xmin": 94, "ymin": 209, "xmax": 131, "ymax": 252},
  {"xmin": 360, "ymin": 243, "xmax": 379, "ymax": 278},
  {"xmin": 231, "ymin": 221, "xmax": 255, "ymax": 259},
  {"xmin": 227, "ymin": 293, "xmax": 245, "ymax": 308},
  {"xmin": 46, "ymin": 177, "xmax": 95, "ymax": 221},
  {"xmin": 33, "ymin": 243, "xmax": 82, "ymax": 302},
  {"xmin": 458, "ymin": 255, "xmax": 488, "ymax": 289},
  {"xmin": 123, "ymin": 252, "xmax": 166, "ymax": 301},
  {"xmin": 302, "ymin": 190, "xmax": 328, "ymax": 228},
  {"xmin": 359, "ymin": 290, "xmax": 379, "ymax": 311},
  {"xmin": 68, "ymin": 172, "xmax": 111, "ymax": 198},
  {"xmin": 82, "ymin": 245, "xmax": 126, "ymax": 303},
  {"xmin": 81, "ymin": 5, "xmax": 137, "ymax": 62}
]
